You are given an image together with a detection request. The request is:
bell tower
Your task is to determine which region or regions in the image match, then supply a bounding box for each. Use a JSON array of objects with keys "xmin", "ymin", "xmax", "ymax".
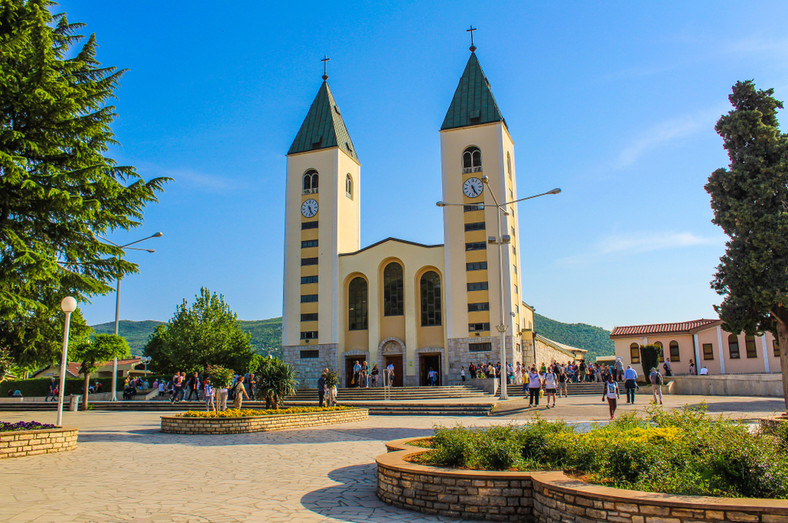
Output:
[
  {"xmin": 439, "ymin": 47, "xmax": 525, "ymax": 377},
  {"xmin": 282, "ymin": 69, "xmax": 361, "ymax": 384}
]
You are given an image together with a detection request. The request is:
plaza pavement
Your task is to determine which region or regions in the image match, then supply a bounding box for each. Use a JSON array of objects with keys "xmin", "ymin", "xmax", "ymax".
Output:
[{"xmin": 0, "ymin": 394, "xmax": 783, "ymax": 523}]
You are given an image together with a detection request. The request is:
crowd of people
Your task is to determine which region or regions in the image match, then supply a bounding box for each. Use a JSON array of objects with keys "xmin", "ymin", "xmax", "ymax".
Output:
[
  {"xmin": 347, "ymin": 360, "xmax": 397, "ymax": 388},
  {"xmin": 148, "ymin": 371, "xmax": 254, "ymax": 412}
]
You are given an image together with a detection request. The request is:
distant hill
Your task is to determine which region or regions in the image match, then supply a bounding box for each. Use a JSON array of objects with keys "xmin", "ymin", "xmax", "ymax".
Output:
[
  {"xmin": 534, "ymin": 313, "xmax": 614, "ymax": 361},
  {"xmin": 94, "ymin": 314, "xmax": 613, "ymax": 361},
  {"xmin": 92, "ymin": 318, "xmax": 283, "ymax": 358}
]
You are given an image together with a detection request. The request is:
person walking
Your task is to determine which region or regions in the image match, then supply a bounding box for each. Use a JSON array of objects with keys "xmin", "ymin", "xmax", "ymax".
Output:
[
  {"xmin": 662, "ymin": 358, "xmax": 673, "ymax": 377},
  {"xmin": 217, "ymin": 382, "xmax": 229, "ymax": 411},
  {"xmin": 543, "ymin": 367, "xmax": 557, "ymax": 408},
  {"xmin": 45, "ymin": 378, "xmax": 57, "ymax": 402},
  {"xmin": 204, "ymin": 378, "xmax": 216, "ymax": 412},
  {"xmin": 614, "ymin": 357, "xmax": 624, "ymax": 381},
  {"xmin": 602, "ymin": 374, "xmax": 620, "ymax": 419},
  {"xmin": 623, "ymin": 365, "xmax": 638, "ymax": 404},
  {"xmin": 526, "ymin": 367, "xmax": 542, "ymax": 407},
  {"xmin": 460, "ymin": 366, "xmax": 466, "ymax": 382},
  {"xmin": 187, "ymin": 372, "xmax": 200, "ymax": 401},
  {"xmin": 558, "ymin": 366, "xmax": 568, "ymax": 398},
  {"xmin": 317, "ymin": 370, "xmax": 326, "ymax": 407},
  {"xmin": 649, "ymin": 367, "xmax": 663, "ymax": 405},
  {"xmin": 231, "ymin": 375, "xmax": 250, "ymax": 410}
]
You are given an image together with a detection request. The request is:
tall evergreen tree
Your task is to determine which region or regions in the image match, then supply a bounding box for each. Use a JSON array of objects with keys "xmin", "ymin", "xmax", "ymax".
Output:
[
  {"xmin": 706, "ymin": 80, "xmax": 788, "ymax": 408},
  {"xmin": 0, "ymin": 1, "xmax": 168, "ymax": 367}
]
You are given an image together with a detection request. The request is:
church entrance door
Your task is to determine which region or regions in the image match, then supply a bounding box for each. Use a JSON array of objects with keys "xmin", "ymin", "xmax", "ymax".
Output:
[
  {"xmin": 383, "ymin": 355, "xmax": 403, "ymax": 387},
  {"xmin": 345, "ymin": 358, "xmax": 360, "ymax": 388},
  {"xmin": 419, "ymin": 354, "xmax": 441, "ymax": 386}
]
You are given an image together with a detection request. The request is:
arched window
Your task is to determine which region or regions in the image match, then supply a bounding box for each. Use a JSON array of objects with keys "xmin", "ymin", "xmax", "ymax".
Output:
[
  {"xmin": 654, "ymin": 341, "xmax": 664, "ymax": 362},
  {"xmin": 669, "ymin": 340, "xmax": 680, "ymax": 362},
  {"xmin": 345, "ymin": 173, "xmax": 353, "ymax": 199},
  {"xmin": 420, "ymin": 271, "xmax": 441, "ymax": 326},
  {"xmin": 506, "ymin": 152, "xmax": 512, "ymax": 179},
  {"xmin": 728, "ymin": 334, "xmax": 740, "ymax": 359},
  {"xmin": 462, "ymin": 146, "xmax": 482, "ymax": 173},
  {"xmin": 348, "ymin": 277, "xmax": 367, "ymax": 330},
  {"xmin": 630, "ymin": 343, "xmax": 640, "ymax": 364},
  {"xmin": 383, "ymin": 262, "xmax": 404, "ymax": 316},
  {"xmin": 303, "ymin": 170, "xmax": 318, "ymax": 194}
]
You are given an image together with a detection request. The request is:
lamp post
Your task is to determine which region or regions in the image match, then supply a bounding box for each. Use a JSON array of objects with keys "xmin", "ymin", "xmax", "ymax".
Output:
[
  {"xmin": 437, "ymin": 185, "xmax": 560, "ymax": 401},
  {"xmin": 108, "ymin": 232, "xmax": 163, "ymax": 401},
  {"xmin": 57, "ymin": 296, "xmax": 77, "ymax": 427}
]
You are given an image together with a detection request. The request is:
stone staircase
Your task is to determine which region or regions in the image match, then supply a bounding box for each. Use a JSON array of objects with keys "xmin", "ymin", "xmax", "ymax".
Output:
[
  {"xmin": 504, "ymin": 381, "xmax": 652, "ymax": 396},
  {"xmin": 287, "ymin": 384, "xmax": 489, "ymax": 402}
]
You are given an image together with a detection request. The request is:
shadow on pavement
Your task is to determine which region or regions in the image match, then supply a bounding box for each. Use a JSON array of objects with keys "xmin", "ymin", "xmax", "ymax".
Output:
[
  {"xmin": 76, "ymin": 425, "xmax": 435, "ymax": 447},
  {"xmin": 300, "ymin": 463, "xmax": 458, "ymax": 523}
]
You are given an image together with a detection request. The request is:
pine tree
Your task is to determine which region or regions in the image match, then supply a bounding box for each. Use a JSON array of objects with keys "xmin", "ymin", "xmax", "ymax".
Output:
[
  {"xmin": 706, "ymin": 80, "xmax": 788, "ymax": 408},
  {"xmin": 0, "ymin": 1, "xmax": 168, "ymax": 367}
]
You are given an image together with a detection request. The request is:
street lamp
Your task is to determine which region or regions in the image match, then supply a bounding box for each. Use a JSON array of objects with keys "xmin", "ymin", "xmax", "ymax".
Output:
[
  {"xmin": 106, "ymin": 232, "xmax": 163, "ymax": 401},
  {"xmin": 57, "ymin": 296, "xmax": 77, "ymax": 426},
  {"xmin": 437, "ymin": 185, "xmax": 560, "ymax": 401}
]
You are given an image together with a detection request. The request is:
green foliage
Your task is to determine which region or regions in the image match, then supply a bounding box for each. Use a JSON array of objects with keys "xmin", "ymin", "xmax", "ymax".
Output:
[
  {"xmin": 207, "ymin": 364, "xmax": 234, "ymax": 388},
  {"xmin": 178, "ymin": 406, "xmax": 352, "ymax": 417},
  {"xmin": 324, "ymin": 369, "xmax": 339, "ymax": 388},
  {"xmin": 639, "ymin": 344, "xmax": 662, "ymax": 376},
  {"xmin": 534, "ymin": 313, "xmax": 614, "ymax": 361},
  {"xmin": 421, "ymin": 407, "xmax": 788, "ymax": 499},
  {"xmin": 0, "ymin": 0, "xmax": 168, "ymax": 368},
  {"xmin": 255, "ymin": 357, "xmax": 297, "ymax": 409},
  {"xmin": 0, "ymin": 346, "xmax": 13, "ymax": 382},
  {"xmin": 142, "ymin": 288, "xmax": 254, "ymax": 374},
  {"xmin": 705, "ymin": 80, "xmax": 788, "ymax": 405},
  {"xmin": 91, "ymin": 320, "xmax": 164, "ymax": 355},
  {"xmin": 73, "ymin": 334, "xmax": 130, "ymax": 376}
]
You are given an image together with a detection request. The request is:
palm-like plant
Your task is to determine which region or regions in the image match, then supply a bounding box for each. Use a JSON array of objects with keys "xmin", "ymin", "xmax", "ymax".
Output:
[{"xmin": 256, "ymin": 358, "xmax": 297, "ymax": 409}]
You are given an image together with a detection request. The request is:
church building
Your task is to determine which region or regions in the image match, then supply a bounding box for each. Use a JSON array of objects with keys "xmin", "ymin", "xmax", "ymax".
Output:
[{"xmin": 282, "ymin": 44, "xmax": 549, "ymax": 387}]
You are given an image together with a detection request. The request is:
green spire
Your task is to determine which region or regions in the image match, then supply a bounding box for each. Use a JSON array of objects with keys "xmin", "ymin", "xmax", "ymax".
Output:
[
  {"xmin": 288, "ymin": 81, "xmax": 359, "ymax": 162},
  {"xmin": 441, "ymin": 52, "xmax": 506, "ymax": 131}
]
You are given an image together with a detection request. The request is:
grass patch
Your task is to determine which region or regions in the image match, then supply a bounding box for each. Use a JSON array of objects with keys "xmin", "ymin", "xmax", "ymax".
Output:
[
  {"xmin": 177, "ymin": 406, "xmax": 354, "ymax": 418},
  {"xmin": 416, "ymin": 407, "xmax": 788, "ymax": 499}
]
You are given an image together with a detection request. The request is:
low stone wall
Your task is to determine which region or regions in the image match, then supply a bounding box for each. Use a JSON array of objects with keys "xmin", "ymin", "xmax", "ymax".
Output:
[
  {"xmin": 161, "ymin": 408, "xmax": 368, "ymax": 434},
  {"xmin": 377, "ymin": 437, "xmax": 788, "ymax": 522},
  {"xmin": 667, "ymin": 373, "xmax": 784, "ymax": 397},
  {"xmin": 0, "ymin": 427, "xmax": 78, "ymax": 459}
]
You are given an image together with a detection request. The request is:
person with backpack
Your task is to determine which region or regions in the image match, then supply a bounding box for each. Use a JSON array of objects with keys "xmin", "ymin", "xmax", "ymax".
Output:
[
  {"xmin": 231, "ymin": 375, "xmax": 250, "ymax": 409},
  {"xmin": 602, "ymin": 374, "xmax": 620, "ymax": 420},
  {"xmin": 649, "ymin": 367, "xmax": 664, "ymax": 405}
]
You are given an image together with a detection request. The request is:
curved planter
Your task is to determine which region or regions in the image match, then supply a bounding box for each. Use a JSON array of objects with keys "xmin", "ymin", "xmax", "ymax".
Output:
[
  {"xmin": 161, "ymin": 408, "xmax": 368, "ymax": 434},
  {"xmin": 0, "ymin": 427, "xmax": 78, "ymax": 459},
  {"xmin": 378, "ymin": 437, "xmax": 788, "ymax": 522}
]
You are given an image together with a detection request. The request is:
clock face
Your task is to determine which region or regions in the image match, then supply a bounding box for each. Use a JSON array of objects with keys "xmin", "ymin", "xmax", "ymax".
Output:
[
  {"xmin": 463, "ymin": 177, "xmax": 484, "ymax": 198},
  {"xmin": 301, "ymin": 199, "xmax": 318, "ymax": 218}
]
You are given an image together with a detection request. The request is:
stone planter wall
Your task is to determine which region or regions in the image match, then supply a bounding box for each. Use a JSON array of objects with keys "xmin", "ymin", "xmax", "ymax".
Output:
[
  {"xmin": 161, "ymin": 408, "xmax": 368, "ymax": 434},
  {"xmin": 378, "ymin": 437, "xmax": 788, "ymax": 522},
  {"xmin": 0, "ymin": 427, "xmax": 78, "ymax": 459}
]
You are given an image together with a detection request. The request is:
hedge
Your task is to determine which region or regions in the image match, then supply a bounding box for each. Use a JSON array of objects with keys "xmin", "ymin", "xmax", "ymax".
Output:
[{"xmin": 4, "ymin": 377, "xmax": 118, "ymax": 397}]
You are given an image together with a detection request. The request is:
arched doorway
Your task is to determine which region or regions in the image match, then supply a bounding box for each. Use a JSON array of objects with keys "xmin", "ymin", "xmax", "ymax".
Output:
[{"xmin": 379, "ymin": 338, "xmax": 405, "ymax": 387}]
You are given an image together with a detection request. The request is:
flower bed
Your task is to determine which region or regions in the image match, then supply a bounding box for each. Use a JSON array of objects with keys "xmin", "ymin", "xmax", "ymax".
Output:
[
  {"xmin": 161, "ymin": 406, "xmax": 368, "ymax": 434},
  {"xmin": 0, "ymin": 422, "xmax": 78, "ymax": 459}
]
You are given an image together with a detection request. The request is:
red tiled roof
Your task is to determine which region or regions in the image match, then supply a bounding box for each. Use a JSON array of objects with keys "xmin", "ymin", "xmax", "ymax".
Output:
[
  {"xmin": 66, "ymin": 362, "xmax": 81, "ymax": 377},
  {"xmin": 610, "ymin": 319, "xmax": 722, "ymax": 337}
]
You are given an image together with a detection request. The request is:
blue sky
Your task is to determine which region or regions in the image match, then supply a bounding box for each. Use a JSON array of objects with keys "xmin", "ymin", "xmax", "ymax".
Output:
[{"xmin": 61, "ymin": 1, "xmax": 788, "ymax": 330}]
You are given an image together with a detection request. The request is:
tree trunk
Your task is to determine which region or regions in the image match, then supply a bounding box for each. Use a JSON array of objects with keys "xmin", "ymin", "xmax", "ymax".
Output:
[
  {"xmin": 772, "ymin": 307, "xmax": 788, "ymax": 413},
  {"xmin": 83, "ymin": 372, "xmax": 90, "ymax": 410}
]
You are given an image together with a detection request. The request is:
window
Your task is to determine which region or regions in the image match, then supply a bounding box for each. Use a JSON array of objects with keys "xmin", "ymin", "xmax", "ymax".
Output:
[
  {"xmin": 506, "ymin": 152, "xmax": 512, "ymax": 179},
  {"xmin": 464, "ymin": 204, "xmax": 484, "ymax": 212},
  {"xmin": 745, "ymin": 335, "xmax": 757, "ymax": 358},
  {"xmin": 514, "ymin": 284, "xmax": 518, "ymax": 296},
  {"xmin": 301, "ymin": 221, "xmax": 318, "ymax": 230},
  {"xmin": 301, "ymin": 239, "xmax": 318, "ymax": 248},
  {"xmin": 467, "ymin": 281, "xmax": 488, "ymax": 291},
  {"xmin": 300, "ymin": 331, "xmax": 318, "ymax": 340},
  {"xmin": 702, "ymin": 343, "xmax": 714, "ymax": 360},
  {"xmin": 464, "ymin": 221, "xmax": 486, "ymax": 231},
  {"xmin": 302, "ymin": 170, "xmax": 318, "ymax": 194},
  {"xmin": 630, "ymin": 343, "xmax": 640, "ymax": 364},
  {"xmin": 469, "ymin": 342, "xmax": 492, "ymax": 352},
  {"xmin": 462, "ymin": 146, "xmax": 482, "ymax": 173},
  {"xmin": 420, "ymin": 271, "xmax": 442, "ymax": 326},
  {"xmin": 468, "ymin": 302, "xmax": 489, "ymax": 312},
  {"xmin": 465, "ymin": 242, "xmax": 486, "ymax": 251},
  {"xmin": 300, "ymin": 313, "xmax": 318, "ymax": 322},
  {"xmin": 469, "ymin": 322, "xmax": 490, "ymax": 332},
  {"xmin": 345, "ymin": 173, "xmax": 353, "ymax": 199},
  {"xmin": 301, "ymin": 294, "xmax": 318, "ymax": 303},
  {"xmin": 466, "ymin": 261, "xmax": 487, "ymax": 271},
  {"xmin": 383, "ymin": 262, "xmax": 404, "ymax": 316},
  {"xmin": 301, "ymin": 275, "xmax": 318, "ymax": 284},
  {"xmin": 654, "ymin": 341, "xmax": 664, "ymax": 362},
  {"xmin": 728, "ymin": 334, "xmax": 740, "ymax": 359},
  {"xmin": 669, "ymin": 341, "xmax": 680, "ymax": 362},
  {"xmin": 348, "ymin": 277, "xmax": 368, "ymax": 330},
  {"xmin": 775, "ymin": 339, "xmax": 781, "ymax": 357},
  {"xmin": 300, "ymin": 350, "xmax": 319, "ymax": 358},
  {"xmin": 513, "ymin": 265, "xmax": 517, "ymax": 275},
  {"xmin": 301, "ymin": 257, "xmax": 318, "ymax": 266}
]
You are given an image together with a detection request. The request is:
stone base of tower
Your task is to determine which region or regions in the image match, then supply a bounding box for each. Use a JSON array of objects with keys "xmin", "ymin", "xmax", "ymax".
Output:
[
  {"xmin": 283, "ymin": 343, "xmax": 338, "ymax": 388},
  {"xmin": 447, "ymin": 336, "xmax": 525, "ymax": 385}
]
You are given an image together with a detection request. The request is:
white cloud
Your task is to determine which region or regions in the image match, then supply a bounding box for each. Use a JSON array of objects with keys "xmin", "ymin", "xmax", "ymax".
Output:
[
  {"xmin": 558, "ymin": 231, "xmax": 722, "ymax": 266},
  {"xmin": 150, "ymin": 167, "xmax": 245, "ymax": 193}
]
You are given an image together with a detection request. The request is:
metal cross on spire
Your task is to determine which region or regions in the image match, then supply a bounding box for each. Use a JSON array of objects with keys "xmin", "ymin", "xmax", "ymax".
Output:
[
  {"xmin": 467, "ymin": 25, "xmax": 477, "ymax": 52},
  {"xmin": 321, "ymin": 55, "xmax": 330, "ymax": 81}
]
